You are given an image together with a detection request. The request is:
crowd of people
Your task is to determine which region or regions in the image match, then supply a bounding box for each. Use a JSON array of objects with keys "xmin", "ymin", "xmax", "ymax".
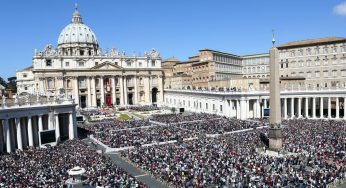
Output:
[
  {"xmin": 127, "ymin": 105, "xmax": 160, "ymax": 112},
  {"xmin": 150, "ymin": 113, "xmax": 222, "ymax": 124},
  {"xmin": 95, "ymin": 125, "xmax": 199, "ymax": 148},
  {"xmin": 120, "ymin": 119, "xmax": 345, "ymax": 187},
  {"xmin": 81, "ymin": 113, "xmax": 263, "ymax": 148},
  {"xmin": 0, "ymin": 140, "xmax": 146, "ymax": 187},
  {"xmin": 117, "ymin": 105, "xmax": 160, "ymax": 112},
  {"xmin": 177, "ymin": 117, "xmax": 262, "ymax": 134},
  {"xmin": 80, "ymin": 120, "xmax": 152, "ymax": 133}
]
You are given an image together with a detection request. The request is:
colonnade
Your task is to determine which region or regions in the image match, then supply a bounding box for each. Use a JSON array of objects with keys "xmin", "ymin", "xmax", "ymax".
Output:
[
  {"xmin": 281, "ymin": 97, "xmax": 346, "ymax": 119},
  {"xmin": 0, "ymin": 113, "xmax": 76, "ymax": 153},
  {"xmin": 164, "ymin": 90, "xmax": 346, "ymax": 120},
  {"xmin": 61, "ymin": 75, "xmax": 164, "ymax": 108}
]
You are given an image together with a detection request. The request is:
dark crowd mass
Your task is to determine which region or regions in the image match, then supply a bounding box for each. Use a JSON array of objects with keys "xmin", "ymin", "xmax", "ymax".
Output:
[
  {"xmin": 0, "ymin": 140, "xmax": 147, "ymax": 187},
  {"xmin": 119, "ymin": 118, "xmax": 345, "ymax": 188},
  {"xmin": 149, "ymin": 113, "xmax": 223, "ymax": 124},
  {"xmin": 81, "ymin": 114, "xmax": 265, "ymax": 148}
]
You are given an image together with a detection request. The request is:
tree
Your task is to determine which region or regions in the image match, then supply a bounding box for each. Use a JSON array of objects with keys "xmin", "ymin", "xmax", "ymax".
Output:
[
  {"xmin": 171, "ymin": 107, "xmax": 176, "ymax": 114},
  {"xmin": 6, "ymin": 77, "xmax": 17, "ymax": 93},
  {"xmin": 0, "ymin": 77, "xmax": 7, "ymax": 88}
]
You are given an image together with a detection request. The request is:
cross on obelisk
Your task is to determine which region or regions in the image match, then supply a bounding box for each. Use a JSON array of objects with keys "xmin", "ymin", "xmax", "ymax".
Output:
[{"xmin": 268, "ymin": 30, "xmax": 282, "ymax": 151}]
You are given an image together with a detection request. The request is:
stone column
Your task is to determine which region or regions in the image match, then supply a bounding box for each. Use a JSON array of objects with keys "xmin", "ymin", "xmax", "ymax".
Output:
[
  {"xmin": 305, "ymin": 97, "xmax": 309, "ymax": 118},
  {"xmin": 4, "ymin": 119, "xmax": 11, "ymax": 153},
  {"xmin": 252, "ymin": 100, "xmax": 256, "ymax": 118},
  {"xmin": 240, "ymin": 99, "xmax": 247, "ymax": 120},
  {"xmin": 328, "ymin": 97, "xmax": 331, "ymax": 118},
  {"xmin": 344, "ymin": 97, "xmax": 346, "ymax": 119},
  {"xmin": 111, "ymin": 76, "xmax": 116, "ymax": 106},
  {"xmin": 27, "ymin": 116, "xmax": 34, "ymax": 147},
  {"xmin": 73, "ymin": 77, "xmax": 79, "ymax": 106},
  {"xmin": 264, "ymin": 99, "xmax": 267, "ymax": 108},
  {"xmin": 298, "ymin": 98, "xmax": 302, "ymax": 118},
  {"xmin": 0, "ymin": 121, "xmax": 4, "ymax": 153},
  {"xmin": 87, "ymin": 77, "xmax": 92, "ymax": 107},
  {"xmin": 134, "ymin": 76, "xmax": 138, "ymax": 105},
  {"xmin": 284, "ymin": 98, "xmax": 288, "ymax": 119},
  {"xmin": 158, "ymin": 75, "xmax": 164, "ymax": 105},
  {"xmin": 336, "ymin": 97, "xmax": 339, "ymax": 119},
  {"xmin": 312, "ymin": 97, "xmax": 316, "ymax": 118},
  {"xmin": 245, "ymin": 99, "xmax": 249, "ymax": 119},
  {"xmin": 55, "ymin": 114, "xmax": 60, "ymax": 142},
  {"xmin": 320, "ymin": 97, "xmax": 324, "ymax": 118},
  {"xmin": 291, "ymin": 98, "xmax": 295, "ymax": 118},
  {"xmin": 124, "ymin": 76, "xmax": 128, "ymax": 105},
  {"xmin": 100, "ymin": 76, "xmax": 105, "ymax": 106},
  {"xmin": 91, "ymin": 77, "xmax": 97, "ymax": 107},
  {"xmin": 145, "ymin": 76, "xmax": 150, "ymax": 104},
  {"xmin": 236, "ymin": 100, "xmax": 241, "ymax": 119},
  {"xmin": 38, "ymin": 115, "xmax": 43, "ymax": 145},
  {"xmin": 16, "ymin": 118, "xmax": 23, "ymax": 150},
  {"xmin": 69, "ymin": 113, "xmax": 75, "ymax": 140},
  {"xmin": 256, "ymin": 99, "xmax": 261, "ymax": 118},
  {"xmin": 119, "ymin": 76, "xmax": 124, "ymax": 105},
  {"xmin": 48, "ymin": 113, "xmax": 54, "ymax": 130}
]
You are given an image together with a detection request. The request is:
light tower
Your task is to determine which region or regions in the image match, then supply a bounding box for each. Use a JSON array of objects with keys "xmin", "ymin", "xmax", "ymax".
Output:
[{"xmin": 268, "ymin": 30, "xmax": 282, "ymax": 151}]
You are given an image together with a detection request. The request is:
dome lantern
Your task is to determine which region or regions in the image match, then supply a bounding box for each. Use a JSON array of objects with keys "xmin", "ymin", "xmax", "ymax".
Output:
[{"xmin": 72, "ymin": 3, "xmax": 83, "ymax": 24}]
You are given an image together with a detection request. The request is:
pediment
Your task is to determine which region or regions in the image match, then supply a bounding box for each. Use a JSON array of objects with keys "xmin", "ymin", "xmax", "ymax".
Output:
[{"xmin": 91, "ymin": 62, "xmax": 123, "ymax": 70}]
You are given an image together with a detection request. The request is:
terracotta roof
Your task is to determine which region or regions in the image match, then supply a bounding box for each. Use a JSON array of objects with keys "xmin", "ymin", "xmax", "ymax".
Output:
[{"xmin": 278, "ymin": 37, "xmax": 346, "ymax": 49}]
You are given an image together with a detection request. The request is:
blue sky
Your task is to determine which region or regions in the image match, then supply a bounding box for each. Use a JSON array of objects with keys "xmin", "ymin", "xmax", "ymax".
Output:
[{"xmin": 1, "ymin": 0, "xmax": 346, "ymax": 79}]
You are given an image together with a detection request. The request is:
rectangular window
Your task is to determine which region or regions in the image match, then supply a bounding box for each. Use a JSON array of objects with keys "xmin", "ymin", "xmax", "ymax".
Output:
[
  {"xmin": 323, "ymin": 71, "xmax": 328, "ymax": 78},
  {"xmin": 220, "ymin": 105, "xmax": 223, "ymax": 112},
  {"xmin": 46, "ymin": 59, "xmax": 52, "ymax": 67},
  {"xmin": 315, "ymin": 71, "xmax": 320, "ymax": 77},
  {"xmin": 78, "ymin": 62, "xmax": 85, "ymax": 67},
  {"xmin": 151, "ymin": 60, "xmax": 156, "ymax": 67},
  {"xmin": 65, "ymin": 62, "xmax": 69, "ymax": 67}
]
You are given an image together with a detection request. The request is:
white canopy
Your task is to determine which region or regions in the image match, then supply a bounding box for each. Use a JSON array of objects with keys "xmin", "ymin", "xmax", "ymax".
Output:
[{"xmin": 68, "ymin": 166, "xmax": 86, "ymax": 176}]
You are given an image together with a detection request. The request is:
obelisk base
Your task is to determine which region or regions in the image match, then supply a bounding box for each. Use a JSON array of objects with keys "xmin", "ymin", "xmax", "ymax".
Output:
[{"xmin": 268, "ymin": 125, "xmax": 282, "ymax": 151}]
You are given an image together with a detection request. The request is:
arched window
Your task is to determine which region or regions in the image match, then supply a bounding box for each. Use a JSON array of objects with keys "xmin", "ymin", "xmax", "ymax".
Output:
[
  {"xmin": 47, "ymin": 78, "xmax": 54, "ymax": 89},
  {"xmin": 67, "ymin": 80, "xmax": 72, "ymax": 88}
]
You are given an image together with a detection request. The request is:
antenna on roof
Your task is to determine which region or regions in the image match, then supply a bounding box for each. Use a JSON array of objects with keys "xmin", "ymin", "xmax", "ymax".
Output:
[{"xmin": 272, "ymin": 29, "xmax": 276, "ymax": 47}]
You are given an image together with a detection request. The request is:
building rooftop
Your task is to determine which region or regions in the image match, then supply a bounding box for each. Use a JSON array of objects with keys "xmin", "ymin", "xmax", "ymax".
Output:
[
  {"xmin": 241, "ymin": 53, "xmax": 269, "ymax": 58},
  {"xmin": 199, "ymin": 49, "xmax": 240, "ymax": 58},
  {"xmin": 278, "ymin": 37, "xmax": 346, "ymax": 49},
  {"xmin": 163, "ymin": 57, "xmax": 180, "ymax": 62},
  {"xmin": 17, "ymin": 66, "xmax": 33, "ymax": 72}
]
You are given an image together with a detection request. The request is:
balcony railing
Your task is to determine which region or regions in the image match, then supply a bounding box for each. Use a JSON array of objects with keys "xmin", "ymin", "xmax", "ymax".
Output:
[{"xmin": 1, "ymin": 94, "xmax": 75, "ymax": 109}]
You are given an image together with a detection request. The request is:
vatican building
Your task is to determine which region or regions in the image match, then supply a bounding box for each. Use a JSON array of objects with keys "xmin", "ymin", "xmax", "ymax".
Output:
[{"xmin": 16, "ymin": 7, "xmax": 164, "ymax": 108}]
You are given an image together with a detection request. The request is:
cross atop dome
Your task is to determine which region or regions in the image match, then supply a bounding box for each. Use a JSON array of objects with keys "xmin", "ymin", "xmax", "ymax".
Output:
[{"xmin": 72, "ymin": 3, "xmax": 83, "ymax": 24}]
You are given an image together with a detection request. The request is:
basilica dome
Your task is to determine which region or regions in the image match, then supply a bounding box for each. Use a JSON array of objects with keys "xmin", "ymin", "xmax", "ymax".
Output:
[{"xmin": 57, "ymin": 7, "xmax": 98, "ymax": 46}]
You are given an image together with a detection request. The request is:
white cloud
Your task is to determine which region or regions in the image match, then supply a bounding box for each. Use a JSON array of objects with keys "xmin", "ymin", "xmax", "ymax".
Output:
[{"xmin": 334, "ymin": 2, "xmax": 346, "ymax": 16}]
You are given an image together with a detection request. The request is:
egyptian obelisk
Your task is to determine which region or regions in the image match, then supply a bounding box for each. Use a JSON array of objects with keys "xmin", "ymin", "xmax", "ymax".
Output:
[{"xmin": 268, "ymin": 30, "xmax": 282, "ymax": 151}]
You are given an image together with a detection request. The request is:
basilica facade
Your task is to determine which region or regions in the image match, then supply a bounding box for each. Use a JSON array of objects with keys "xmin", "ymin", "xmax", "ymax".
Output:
[{"xmin": 17, "ymin": 7, "xmax": 164, "ymax": 108}]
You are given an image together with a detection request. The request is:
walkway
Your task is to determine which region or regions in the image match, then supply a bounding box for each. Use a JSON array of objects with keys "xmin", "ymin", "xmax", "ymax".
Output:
[{"xmin": 82, "ymin": 138, "xmax": 168, "ymax": 188}]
